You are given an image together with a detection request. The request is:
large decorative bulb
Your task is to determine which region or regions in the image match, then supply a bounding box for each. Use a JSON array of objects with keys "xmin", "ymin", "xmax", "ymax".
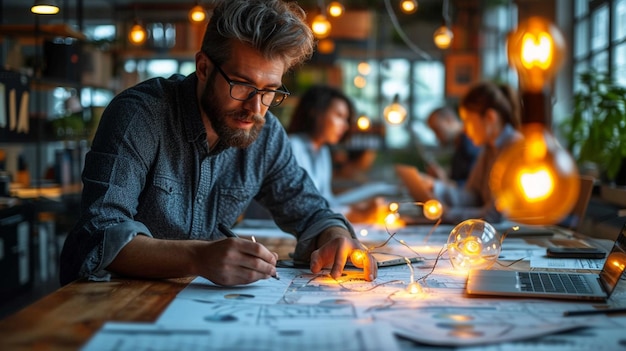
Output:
[
  {"xmin": 447, "ymin": 219, "xmax": 502, "ymax": 270},
  {"xmin": 507, "ymin": 16, "xmax": 565, "ymax": 93},
  {"xmin": 491, "ymin": 16, "xmax": 578, "ymax": 225},
  {"xmin": 490, "ymin": 124, "xmax": 579, "ymax": 224}
]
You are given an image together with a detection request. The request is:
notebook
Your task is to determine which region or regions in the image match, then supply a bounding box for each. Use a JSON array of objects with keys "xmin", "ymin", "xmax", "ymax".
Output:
[{"xmin": 466, "ymin": 223, "xmax": 626, "ymax": 301}]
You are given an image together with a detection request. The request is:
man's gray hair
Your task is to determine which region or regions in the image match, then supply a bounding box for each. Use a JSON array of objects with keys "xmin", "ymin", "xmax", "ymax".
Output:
[{"xmin": 202, "ymin": 0, "xmax": 315, "ymax": 70}]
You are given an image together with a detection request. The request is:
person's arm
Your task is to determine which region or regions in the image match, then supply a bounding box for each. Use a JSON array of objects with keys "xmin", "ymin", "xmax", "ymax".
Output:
[{"xmin": 107, "ymin": 235, "xmax": 279, "ymax": 286}]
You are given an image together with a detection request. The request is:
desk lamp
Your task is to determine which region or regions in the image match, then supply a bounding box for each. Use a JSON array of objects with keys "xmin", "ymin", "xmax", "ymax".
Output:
[
  {"xmin": 490, "ymin": 17, "xmax": 579, "ymax": 225},
  {"xmin": 447, "ymin": 219, "xmax": 502, "ymax": 270}
]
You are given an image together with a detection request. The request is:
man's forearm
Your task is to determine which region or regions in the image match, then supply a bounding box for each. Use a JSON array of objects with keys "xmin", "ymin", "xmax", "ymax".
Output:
[{"xmin": 106, "ymin": 235, "xmax": 202, "ymax": 279}]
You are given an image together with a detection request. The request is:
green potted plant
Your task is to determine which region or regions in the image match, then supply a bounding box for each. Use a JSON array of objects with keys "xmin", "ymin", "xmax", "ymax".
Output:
[{"xmin": 561, "ymin": 70, "xmax": 626, "ymax": 185}]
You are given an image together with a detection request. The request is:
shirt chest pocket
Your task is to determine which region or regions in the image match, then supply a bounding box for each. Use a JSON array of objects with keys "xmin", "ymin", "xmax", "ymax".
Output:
[
  {"xmin": 148, "ymin": 175, "xmax": 190, "ymax": 228},
  {"xmin": 217, "ymin": 187, "xmax": 254, "ymax": 223}
]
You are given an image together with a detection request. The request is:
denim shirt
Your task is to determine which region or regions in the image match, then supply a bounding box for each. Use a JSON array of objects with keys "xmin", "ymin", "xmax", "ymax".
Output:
[{"xmin": 59, "ymin": 73, "xmax": 354, "ymax": 285}]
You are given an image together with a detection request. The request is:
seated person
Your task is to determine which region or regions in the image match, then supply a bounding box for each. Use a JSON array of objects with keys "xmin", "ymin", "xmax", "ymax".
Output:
[
  {"xmin": 426, "ymin": 106, "xmax": 480, "ymax": 187},
  {"xmin": 287, "ymin": 86, "xmax": 397, "ymax": 214},
  {"xmin": 59, "ymin": 0, "xmax": 377, "ymax": 287},
  {"xmin": 416, "ymin": 81, "xmax": 523, "ymax": 224}
]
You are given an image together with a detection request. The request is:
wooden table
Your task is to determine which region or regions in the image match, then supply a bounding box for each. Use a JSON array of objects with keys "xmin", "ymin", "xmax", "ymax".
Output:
[{"xmin": 0, "ymin": 231, "xmax": 619, "ymax": 350}]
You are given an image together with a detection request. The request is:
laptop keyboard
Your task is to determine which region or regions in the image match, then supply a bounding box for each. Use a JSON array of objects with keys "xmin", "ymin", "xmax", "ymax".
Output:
[{"xmin": 518, "ymin": 272, "xmax": 593, "ymax": 294}]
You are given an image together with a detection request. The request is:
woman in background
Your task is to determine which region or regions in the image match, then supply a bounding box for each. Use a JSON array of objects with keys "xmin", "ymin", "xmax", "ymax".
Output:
[
  {"xmin": 428, "ymin": 81, "xmax": 523, "ymax": 223},
  {"xmin": 287, "ymin": 85, "xmax": 354, "ymax": 207}
]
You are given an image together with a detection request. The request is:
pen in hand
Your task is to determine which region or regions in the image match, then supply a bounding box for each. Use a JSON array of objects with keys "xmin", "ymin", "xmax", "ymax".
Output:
[{"xmin": 217, "ymin": 223, "xmax": 279, "ymax": 280}]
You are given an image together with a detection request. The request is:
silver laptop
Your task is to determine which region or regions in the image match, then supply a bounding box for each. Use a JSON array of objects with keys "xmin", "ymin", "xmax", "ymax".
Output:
[{"xmin": 466, "ymin": 223, "xmax": 626, "ymax": 301}]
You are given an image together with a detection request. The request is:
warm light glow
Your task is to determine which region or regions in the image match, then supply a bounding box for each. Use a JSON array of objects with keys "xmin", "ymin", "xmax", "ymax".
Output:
[
  {"xmin": 311, "ymin": 14, "xmax": 332, "ymax": 39},
  {"xmin": 129, "ymin": 23, "xmax": 147, "ymax": 45},
  {"xmin": 422, "ymin": 199, "xmax": 443, "ymax": 220},
  {"xmin": 433, "ymin": 25, "xmax": 453, "ymax": 49},
  {"xmin": 493, "ymin": 17, "xmax": 577, "ymax": 225},
  {"xmin": 507, "ymin": 16, "xmax": 565, "ymax": 92},
  {"xmin": 400, "ymin": 0, "xmax": 418, "ymax": 14},
  {"xmin": 31, "ymin": 0, "xmax": 59, "ymax": 14},
  {"xmin": 317, "ymin": 39, "xmax": 335, "ymax": 54},
  {"xmin": 519, "ymin": 168, "xmax": 553, "ymax": 202},
  {"xmin": 188, "ymin": 4, "xmax": 207, "ymax": 23},
  {"xmin": 359, "ymin": 228, "xmax": 369, "ymax": 237},
  {"xmin": 327, "ymin": 1, "xmax": 344, "ymax": 18},
  {"xmin": 384, "ymin": 212, "xmax": 400, "ymax": 226},
  {"xmin": 490, "ymin": 124, "xmax": 579, "ymax": 224},
  {"xmin": 447, "ymin": 219, "xmax": 502, "ymax": 271},
  {"xmin": 357, "ymin": 62, "xmax": 371, "ymax": 75},
  {"xmin": 383, "ymin": 95, "xmax": 407, "ymax": 125},
  {"xmin": 356, "ymin": 116, "xmax": 370, "ymax": 130},
  {"xmin": 389, "ymin": 202, "xmax": 399, "ymax": 212},
  {"xmin": 350, "ymin": 249, "xmax": 366, "ymax": 268},
  {"xmin": 353, "ymin": 75, "xmax": 367, "ymax": 88},
  {"xmin": 407, "ymin": 282, "xmax": 423, "ymax": 294}
]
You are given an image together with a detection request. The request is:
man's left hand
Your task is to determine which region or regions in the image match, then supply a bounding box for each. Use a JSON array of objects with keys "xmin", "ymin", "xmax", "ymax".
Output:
[{"xmin": 310, "ymin": 227, "xmax": 377, "ymax": 281}]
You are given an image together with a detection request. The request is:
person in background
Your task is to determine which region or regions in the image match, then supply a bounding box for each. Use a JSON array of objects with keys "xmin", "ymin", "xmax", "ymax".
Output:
[
  {"xmin": 287, "ymin": 85, "xmax": 398, "ymax": 217},
  {"xmin": 59, "ymin": 0, "xmax": 377, "ymax": 287},
  {"xmin": 421, "ymin": 81, "xmax": 523, "ymax": 224},
  {"xmin": 287, "ymin": 85, "xmax": 354, "ymax": 207},
  {"xmin": 426, "ymin": 106, "xmax": 480, "ymax": 187}
]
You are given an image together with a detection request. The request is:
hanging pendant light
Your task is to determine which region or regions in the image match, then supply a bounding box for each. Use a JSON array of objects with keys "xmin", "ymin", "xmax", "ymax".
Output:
[
  {"xmin": 129, "ymin": 20, "xmax": 148, "ymax": 46},
  {"xmin": 31, "ymin": 0, "xmax": 60, "ymax": 15},
  {"xmin": 383, "ymin": 94, "xmax": 407, "ymax": 125},
  {"xmin": 189, "ymin": 2, "xmax": 207, "ymax": 23}
]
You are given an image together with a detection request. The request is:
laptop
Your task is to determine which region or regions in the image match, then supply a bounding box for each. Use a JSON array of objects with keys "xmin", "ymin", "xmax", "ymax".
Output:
[{"xmin": 466, "ymin": 223, "xmax": 626, "ymax": 301}]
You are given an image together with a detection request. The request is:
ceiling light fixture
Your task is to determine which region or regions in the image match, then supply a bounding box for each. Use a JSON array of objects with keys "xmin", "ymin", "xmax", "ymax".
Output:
[
  {"xmin": 189, "ymin": 2, "xmax": 207, "ymax": 23},
  {"xmin": 31, "ymin": 0, "xmax": 60, "ymax": 15},
  {"xmin": 129, "ymin": 20, "xmax": 148, "ymax": 46},
  {"xmin": 327, "ymin": 1, "xmax": 344, "ymax": 18},
  {"xmin": 400, "ymin": 0, "xmax": 418, "ymax": 14},
  {"xmin": 433, "ymin": 0, "xmax": 453, "ymax": 49}
]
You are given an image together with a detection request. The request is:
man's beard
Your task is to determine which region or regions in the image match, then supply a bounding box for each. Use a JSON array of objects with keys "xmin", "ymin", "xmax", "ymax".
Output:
[{"xmin": 200, "ymin": 77, "xmax": 265, "ymax": 149}]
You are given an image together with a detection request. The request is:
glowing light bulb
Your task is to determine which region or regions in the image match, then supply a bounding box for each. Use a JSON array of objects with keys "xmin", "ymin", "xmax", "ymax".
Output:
[
  {"xmin": 188, "ymin": 4, "xmax": 207, "ymax": 23},
  {"xmin": 383, "ymin": 95, "xmax": 407, "ymax": 125},
  {"xmin": 359, "ymin": 228, "xmax": 369, "ymax": 237},
  {"xmin": 407, "ymin": 282, "xmax": 423, "ymax": 294},
  {"xmin": 385, "ymin": 212, "xmax": 399, "ymax": 226},
  {"xmin": 422, "ymin": 199, "xmax": 442, "ymax": 220},
  {"xmin": 400, "ymin": 0, "xmax": 418, "ymax": 14},
  {"xmin": 353, "ymin": 75, "xmax": 367, "ymax": 88},
  {"xmin": 433, "ymin": 25, "xmax": 453, "ymax": 49},
  {"xmin": 327, "ymin": 1, "xmax": 344, "ymax": 18},
  {"xmin": 311, "ymin": 14, "xmax": 331, "ymax": 39},
  {"xmin": 356, "ymin": 116, "xmax": 370, "ymax": 130},
  {"xmin": 350, "ymin": 249, "xmax": 366, "ymax": 268},
  {"xmin": 490, "ymin": 16, "xmax": 578, "ymax": 225},
  {"xmin": 389, "ymin": 202, "xmax": 399, "ymax": 213},
  {"xmin": 447, "ymin": 219, "xmax": 502, "ymax": 270},
  {"xmin": 507, "ymin": 16, "xmax": 565, "ymax": 93},
  {"xmin": 129, "ymin": 23, "xmax": 147, "ymax": 45},
  {"xmin": 357, "ymin": 62, "xmax": 371, "ymax": 75}
]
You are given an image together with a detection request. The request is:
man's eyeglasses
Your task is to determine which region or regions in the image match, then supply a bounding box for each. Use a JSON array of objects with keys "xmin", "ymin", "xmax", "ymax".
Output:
[{"xmin": 208, "ymin": 57, "xmax": 289, "ymax": 107}]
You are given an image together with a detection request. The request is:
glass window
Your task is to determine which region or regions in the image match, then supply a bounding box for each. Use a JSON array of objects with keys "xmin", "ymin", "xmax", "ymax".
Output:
[
  {"xmin": 591, "ymin": 51, "xmax": 609, "ymax": 74},
  {"xmin": 411, "ymin": 61, "xmax": 444, "ymax": 147},
  {"xmin": 575, "ymin": 0, "xmax": 588, "ymax": 18},
  {"xmin": 614, "ymin": 0, "xmax": 626, "ymax": 42},
  {"xmin": 613, "ymin": 43, "xmax": 626, "ymax": 86},
  {"xmin": 574, "ymin": 19, "xmax": 589, "ymax": 59},
  {"xmin": 591, "ymin": 5, "xmax": 609, "ymax": 51}
]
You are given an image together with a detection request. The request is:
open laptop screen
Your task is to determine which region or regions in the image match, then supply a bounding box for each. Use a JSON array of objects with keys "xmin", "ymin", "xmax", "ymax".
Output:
[{"xmin": 599, "ymin": 224, "xmax": 626, "ymax": 297}]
